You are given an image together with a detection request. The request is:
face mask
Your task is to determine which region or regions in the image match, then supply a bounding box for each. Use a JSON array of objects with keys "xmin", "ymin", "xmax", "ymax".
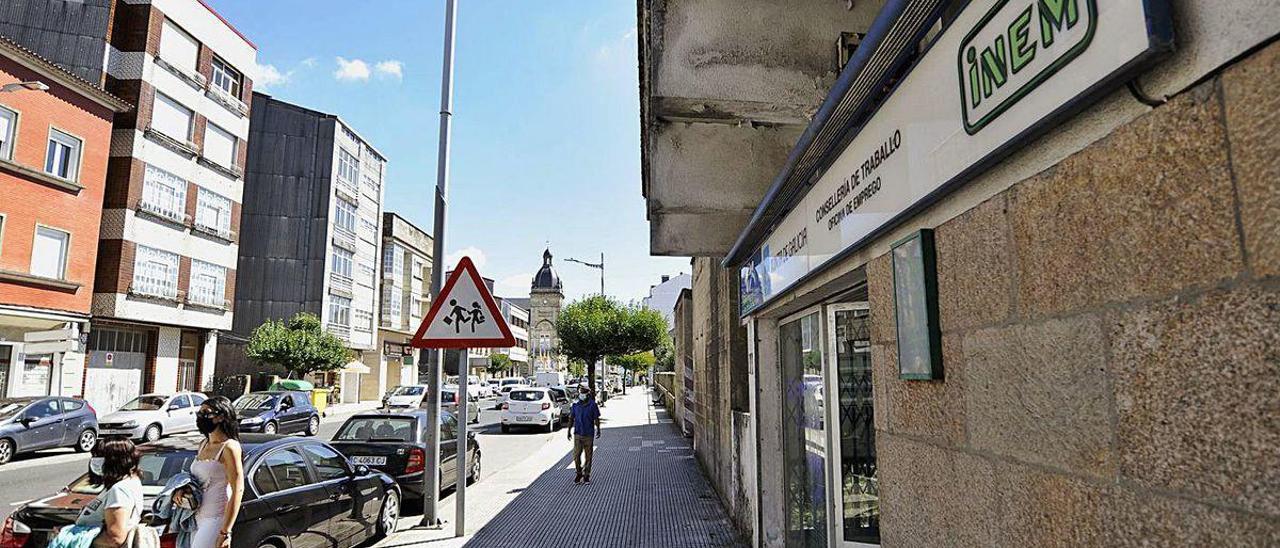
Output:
[
  {"xmin": 578, "ymin": 393, "xmax": 588, "ymax": 401},
  {"xmin": 89, "ymin": 457, "xmax": 104, "ymax": 476},
  {"xmin": 196, "ymin": 416, "xmax": 218, "ymax": 435}
]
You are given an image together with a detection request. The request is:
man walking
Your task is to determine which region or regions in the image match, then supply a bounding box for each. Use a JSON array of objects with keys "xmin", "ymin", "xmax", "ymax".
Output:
[{"xmin": 567, "ymin": 384, "xmax": 601, "ymax": 484}]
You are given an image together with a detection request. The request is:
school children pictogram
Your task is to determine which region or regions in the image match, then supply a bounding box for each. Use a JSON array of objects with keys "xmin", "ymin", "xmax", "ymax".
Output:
[{"xmin": 411, "ymin": 256, "xmax": 515, "ymax": 349}]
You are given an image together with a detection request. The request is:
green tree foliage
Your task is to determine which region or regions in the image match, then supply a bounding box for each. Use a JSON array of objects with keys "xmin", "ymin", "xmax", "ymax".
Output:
[
  {"xmin": 556, "ymin": 295, "xmax": 667, "ymax": 393},
  {"xmin": 567, "ymin": 359, "xmax": 586, "ymax": 378},
  {"xmin": 246, "ymin": 312, "xmax": 351, "ymax": 379},
  {"xmin": 609, "ymin": 351, "xmax": 656, "ymax": 394},
  {"xmin": 654, "ymin": 335, "xmax": 675, "ymax": 372},
  {"xmin": 488, "ymin": 352, "xmax": 513, "ymax": 376}
]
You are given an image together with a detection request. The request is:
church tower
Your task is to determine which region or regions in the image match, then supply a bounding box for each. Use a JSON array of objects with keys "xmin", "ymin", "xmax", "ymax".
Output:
[{"xmin": 529, "ymin": 248, "xmax": 565, "ymax": 372}]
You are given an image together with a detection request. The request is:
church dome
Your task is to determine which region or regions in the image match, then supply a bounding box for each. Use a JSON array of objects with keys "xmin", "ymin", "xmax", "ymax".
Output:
[{"xmin": 532, "ymin": 248, "xmax": 563, "ymax": 291}]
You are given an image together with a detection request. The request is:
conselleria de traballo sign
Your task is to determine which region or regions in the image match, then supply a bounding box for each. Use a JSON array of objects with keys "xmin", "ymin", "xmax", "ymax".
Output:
[{"xmin": 739, "ymin": 0, "xmax": 1172, "ymax": 314}]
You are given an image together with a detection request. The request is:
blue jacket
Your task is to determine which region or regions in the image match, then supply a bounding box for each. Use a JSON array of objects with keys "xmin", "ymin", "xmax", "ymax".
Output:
[
  {"xmin": 152, "ymin": 472, "xmax": 203, "ymax": 548},
  {"xmin": 48, "ymin": 524, "xmax": 100, "ymax": 548}
]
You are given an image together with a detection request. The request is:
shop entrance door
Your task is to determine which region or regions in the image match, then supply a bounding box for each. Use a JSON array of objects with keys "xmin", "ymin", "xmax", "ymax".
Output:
[
  {"xmin": 779, "ymin": 309, "xmax": 828, "ymax": 547},
  {"xmin": 825, "ymin": 303, "xmax": 879, "ymax": 546}
]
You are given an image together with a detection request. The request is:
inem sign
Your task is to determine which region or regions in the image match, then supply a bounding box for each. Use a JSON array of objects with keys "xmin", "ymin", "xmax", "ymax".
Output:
[{"xmin": 960, "ymin": 0, "xmax": 1097, "ymax": 134}]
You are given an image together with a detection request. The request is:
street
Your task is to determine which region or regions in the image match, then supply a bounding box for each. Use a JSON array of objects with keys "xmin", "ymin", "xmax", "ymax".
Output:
[{"xmin": 0, "ymin": 397, "xmax": 558, "ymax": 523}]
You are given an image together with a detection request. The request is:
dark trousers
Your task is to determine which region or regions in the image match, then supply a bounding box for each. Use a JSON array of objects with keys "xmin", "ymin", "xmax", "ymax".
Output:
[{"xmin": 573, "ymin": 435, "xmax": 594, "ymax": 476}]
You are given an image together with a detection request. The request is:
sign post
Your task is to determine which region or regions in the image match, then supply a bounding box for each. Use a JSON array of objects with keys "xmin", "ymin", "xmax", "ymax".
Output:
[{"xmin": 411, "ymin": 256, "xmax": 515, "ymax": 537}]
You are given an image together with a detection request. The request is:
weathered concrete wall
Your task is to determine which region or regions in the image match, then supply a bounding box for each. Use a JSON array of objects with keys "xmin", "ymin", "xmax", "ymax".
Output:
[{"xmin": 867, "ymin": 42, "xmax": 1280, "ymax": 547}]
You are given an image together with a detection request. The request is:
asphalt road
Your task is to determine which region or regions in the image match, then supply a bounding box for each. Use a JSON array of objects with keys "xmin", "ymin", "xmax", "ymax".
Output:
[{"xmin": 0, "ymin": 397, "xmax": 560, "ymax": 523}]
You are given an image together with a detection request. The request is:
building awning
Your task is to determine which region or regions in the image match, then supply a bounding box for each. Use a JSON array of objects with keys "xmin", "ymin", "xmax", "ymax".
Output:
[{"xmin": 342, "ymin": 360, "xmax": 371, "ymax": 374}]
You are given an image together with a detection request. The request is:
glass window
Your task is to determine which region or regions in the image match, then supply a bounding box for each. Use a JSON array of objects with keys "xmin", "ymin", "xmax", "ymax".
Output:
[
  {"xmin": 31, "ymin": 226, "xmax": 70, "ymax": 279},
  {"xmin": 158, "ymin": 20, "xmax": 198, "ymax": 72},
  {"xmin": 24, "ymin": 399, "xmax": 61, "ymax": 420},
  {"xmin": 257, "ymin": 448, "xmax": 313, "ymax": 494},
  {"xmin": 780, "ymin": 311, "xmax": 827, "ymax": 546},
  {"xmin": 337, "ymin": 148, "xmax": 359, "ymax": 188},
  {"xmin": 210, "ymin": 57, "xmax": 242, "ymax": 98},
  {"xmin": 120, "ymin": 395, "xmax": 167, "ymax": 411},
  {"xmin": 832, "ymin": 306, "xmax": 878, "ymax": 543},
  {"xmin": 334, "ymin": 417, "xmax": 414, "ymax": 442},
  {"xmin": 0, "ymin": 107, "xmax": 16, "ymax": 160},
  {"xmin": 300, "ymin": 443, "xmax": 349, "ymax": 481},
  {"xmin": 60, "ymin": 399, "xmax": 85, "ymax": 412},
  {"xmin": 152, "ymin": 93, "xmax": 193, "ymax": 142},
  {"xmin": 508, "ymin": 390, "xmax": 545, "ymax": 402},
  {"xmin": 45, "ymin": 129, "xmax": 81, "ymax": 180},
  {"xmin": 195, "ymin": 188, "xmax": 232, "ymax": 237},
  {"xmin": 440, "ymin": 413, "xmax": 457, "ymax": 440},
  {"xmin": 189, "ymin": 394, "xmax": 207, "ymax": 406},
  {"xmin": 334, "ymin": 198, "xmax": 356, "ymax": 233},
  {"xmin": 171, "ymin": 395, "xmax": 191, "ymax": 409},
  {"xmin": 331, "ymin": 246, "xmax": 353, "ymax": 278},
  {"xmin": 328, "ymin": 295, "xmax": 351, "ymax": 326},
  {"xmin": 189, "ymin": 259, "xmax": 226, "ymax": 307},
  {"xmin": 141, "ymin": 163, "xmax": 187, "ymax": 223},
  {"xmin": 203, "ymin": 123, "xmax": 236, "ymax": 168},
  {"xmin": 132, "ymin": 245, "xmax": 179, "ymax": 299}
]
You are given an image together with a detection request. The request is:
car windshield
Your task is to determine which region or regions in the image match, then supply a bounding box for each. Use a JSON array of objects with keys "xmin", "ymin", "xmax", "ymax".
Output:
[
  {"xmin": 0, "ymin": 402, "xmax": 26, "ymax": 420},
  {"xmin": 68, "ymin": 450, "xmax": 195, "ymax": 497},
  {"xmin": 392, "ymin": 386, "xmax": 425, "ymax": 396},
  {"xmin": 234, "ymin": 394, "xmax": 277, "ymax": 410},
  {"xmin": 335, "ymin": 417, "xmax": 415, "ymax": 441},
  {"xmin": 501, "ymin": 379, "xmax": 521, "ymax": 385},
  {"xmin": 119, "ymin": 395, "xmax": 167, "ymax": 411},
  {"xmin": 508, "ymin": 390, "xmax": 545, "ymax": 402}
]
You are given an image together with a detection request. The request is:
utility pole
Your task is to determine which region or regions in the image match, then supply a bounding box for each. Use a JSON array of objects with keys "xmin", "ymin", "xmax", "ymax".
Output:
[
  {"xmin": 421, "ymin": 0, "xmax": 457, "ymax": 528},
  {"xmin": 565, "ymin": 252, "xmax": 605, "ymax": 295}
]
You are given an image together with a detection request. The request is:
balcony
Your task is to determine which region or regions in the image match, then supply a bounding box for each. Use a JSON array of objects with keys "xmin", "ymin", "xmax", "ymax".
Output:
[
  {"xmin": 329, "ymin": 272, "xmax": 354, "ymax": 297},
  {"xmin": 137, "ymin": 199, "xmax": 190, "ymax": 228},
  {"xmin": 205, "ymin": 85, "xmax": 249, "ymax": 117},
  {"xmin": 128, "ymin": 282, "xmax": 182, "ymax": 303},
  {"xmin": 326, "ymin": 323, "xmax": 350, "ymax": 341},
  {"xmin": 332, "ymin": 226, "xmax": 358, "ymax": 251},
  {"xmin": 155, "ymin": 57, "xmax": 207, "ymax": 91},
  {"xmin": 193, "ymin": 219, "xmax": 235, "ymax": 242},
  {"xmin": 186, "ymin": 293, "xmax": 229, "ymax": 311},
  {"xmin": 334, "ymin": 177, "xmax": 359, "ymax": 203}
]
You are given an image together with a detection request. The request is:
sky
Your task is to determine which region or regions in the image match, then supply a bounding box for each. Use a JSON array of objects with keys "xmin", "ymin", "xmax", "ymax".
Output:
[{"xmin": 204, "ymin": 0, "xmax": 688, "ymax": 302}]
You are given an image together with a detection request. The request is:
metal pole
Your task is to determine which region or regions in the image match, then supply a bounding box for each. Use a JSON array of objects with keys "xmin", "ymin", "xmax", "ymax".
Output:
[
  {"xmin": 421, "ymin": 0, "xmax": 458, "ymax": 528},
  {"xmin": 600, "ymin": 252, "xmax": 605, "ymax": 296},
  {"xmin": 455, "ymin": 350, "xmax": 468, "ymax": 537}
]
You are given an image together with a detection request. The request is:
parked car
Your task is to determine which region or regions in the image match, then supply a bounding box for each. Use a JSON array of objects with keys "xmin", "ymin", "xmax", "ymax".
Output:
[
  {"xmin": 329, "ymin": 409, "xmax": 481, "ymax": 503},
  {"xmin": 233, "ymin": 391, "xmax": 320, "ymax": 436},
  {"xmin": 500, "ymin": 388, "xmax": 568, "ymax": 433},
  {"xmin": 97, "ymin": 392, "xmax": 207, "ymax": 442},
  {"xmin": 0, "ymin": 397, "xmax": 97, "ymax": 465},
  {"xmin": 468, "ymin": 376, "xmax": 493, "ymax": 398},
  {"xmin": 1, "ymin": 434, "xmax": 401, "ymax": 547},
  {"xmin": 441, "ymin": 387, "xmax": 482, "ymax": 424},
  {"xmin": 493, "ymin": 383, "xmax": 530, "ymax": 410},
  {"xmin": 533, "ymin": 371, "xmax": 565, "ymax": 388},
  {"xmin": 384, "ymin": 385, "xmax": 427, "ymax": 409}
]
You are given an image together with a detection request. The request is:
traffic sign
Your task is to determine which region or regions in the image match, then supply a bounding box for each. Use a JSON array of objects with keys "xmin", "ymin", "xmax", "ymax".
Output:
[{"xmin": 410, "ymin": 256, "xmax": 515, "ymax": 349}]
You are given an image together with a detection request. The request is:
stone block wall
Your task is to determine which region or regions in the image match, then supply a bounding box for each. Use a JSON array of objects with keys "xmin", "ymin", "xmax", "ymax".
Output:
[{"xmin": 867, "ymin": 42, "xmax": 1280, "ymax": 547}]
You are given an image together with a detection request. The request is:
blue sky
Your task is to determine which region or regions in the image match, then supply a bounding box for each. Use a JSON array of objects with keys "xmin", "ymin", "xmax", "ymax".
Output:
[{"xmin": 205, "ymin": 0, "xmax": 687, "ymax": 302}]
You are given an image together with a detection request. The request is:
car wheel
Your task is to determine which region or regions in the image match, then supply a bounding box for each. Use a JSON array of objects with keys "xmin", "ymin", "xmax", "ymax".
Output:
[
  {"xmin": 75, "ymin": 429, "xmax": 97, "ymax": 452},
  {"xmin": 376, "ymin": 490, "xmax": 400, "ymax": 538},
  {"xmin": 143, "ymin": 424, "xmax": 162, "ymax": 443},
  {"xmin": 545, "ymin": 420, "xmax": 554, "ymax": 433},
  {"xmin": 305, "ymin": 415, "xmax": 320, "ymax": 436},
  {"xmin": 0, "ymin": 438, "xmax": 13, "ymax": 464},
  {"xmin": 263, "ymin": 421, "xmax": 278, "ymax": 435},
  {"xmin": 501, "ymin": 424, "xmax": 509, "ymax": 434},
  {"xmin": 468, "ymin": 452, "xmax": 481, "ymax": 484}
]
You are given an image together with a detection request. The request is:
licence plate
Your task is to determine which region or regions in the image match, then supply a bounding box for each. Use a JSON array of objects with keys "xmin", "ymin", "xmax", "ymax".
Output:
[
  {"xmin": 352, "ymin": 456, "xmax": 387, "ymax": 465},
  {"xmin": 516, "ymin": 416, "xmax": 531, "ymax": 422}
]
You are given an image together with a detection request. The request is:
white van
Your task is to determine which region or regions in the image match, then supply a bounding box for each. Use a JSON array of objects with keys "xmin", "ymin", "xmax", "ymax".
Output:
[{"xmin": 533, "ymin": 371, "xmax": 565, "ymax": 388}]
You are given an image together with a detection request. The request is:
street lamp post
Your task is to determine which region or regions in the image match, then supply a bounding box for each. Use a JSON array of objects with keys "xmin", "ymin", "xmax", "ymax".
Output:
[{"xmin": 565, "ymin": 252, "xmax": 604, "ymax": 296}]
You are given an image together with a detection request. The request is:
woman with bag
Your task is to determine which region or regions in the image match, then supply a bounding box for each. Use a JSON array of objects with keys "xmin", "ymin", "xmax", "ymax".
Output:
[
  {"xmin": 58, "ymin": 438, "xmax": 148, "ymax": 547},
  {"xmin": 187, "ymin": 396, "xmax": 243, "ymax": 548}
]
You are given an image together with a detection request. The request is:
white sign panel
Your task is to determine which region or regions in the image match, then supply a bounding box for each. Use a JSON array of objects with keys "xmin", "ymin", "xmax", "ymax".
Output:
[
  {"xmin": 411, "ymin": 257, "xmax": 515, "ymax": 349},
  {"xmin": 740, "ymin": 0, "xmax": 1171, "ymax": 314}
]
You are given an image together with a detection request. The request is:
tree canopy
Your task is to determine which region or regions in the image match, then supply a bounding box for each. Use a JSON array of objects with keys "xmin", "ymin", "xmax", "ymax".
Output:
[
  {"xmin": 246, "ymin": 312, "xmax": 351, "ymax": 379},
  {"xmin": 488, "ymin": 352, "xmax": 513, "ymax": 375},
  {"xmin": 654, "ymin": 334, "xmax": 675, "ymax": 372},
  {"xmin": 609, "ymin": 351, "xmax": 656, "ymax": 394},
  {"xmin": 556, "ymin": 295, "xmax": 667, "ymax": 393}
]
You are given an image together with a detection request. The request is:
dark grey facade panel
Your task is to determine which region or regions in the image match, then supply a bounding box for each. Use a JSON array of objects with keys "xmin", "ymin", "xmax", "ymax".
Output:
[{"xmin": 0, "ymin": 0, "xmax": 111, "ymax": 83}]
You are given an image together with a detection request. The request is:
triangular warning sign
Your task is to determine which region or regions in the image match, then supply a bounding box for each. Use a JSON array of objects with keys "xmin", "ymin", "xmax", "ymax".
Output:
[{"xmin": 411, "ymin": 256, "xmax": 515, "ymax": 349}]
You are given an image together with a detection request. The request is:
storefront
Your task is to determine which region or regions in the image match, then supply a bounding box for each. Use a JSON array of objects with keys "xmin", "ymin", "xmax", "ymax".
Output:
[{"xmin": 0, "ymin": 308, "xmax": 88, "ymax": 399}]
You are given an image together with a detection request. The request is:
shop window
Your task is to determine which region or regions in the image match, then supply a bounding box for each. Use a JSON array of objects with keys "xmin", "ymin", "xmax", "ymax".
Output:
[{"xmin": 779, "ymin": 311, "xmax": 827, "ymax": 546}]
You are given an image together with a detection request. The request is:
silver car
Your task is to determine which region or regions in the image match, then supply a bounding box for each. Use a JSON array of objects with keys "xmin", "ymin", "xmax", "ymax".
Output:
[{"xmin": 97, "ymin": 392, "xmax": 207, "ymax": 442}]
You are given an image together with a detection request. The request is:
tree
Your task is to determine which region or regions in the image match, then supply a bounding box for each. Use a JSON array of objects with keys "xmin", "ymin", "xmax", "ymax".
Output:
[
  {"xmin": 246, "ymin": 312, "xmax": 351, "ymax": 380},
  {"xmin": 609, "ymin": 352, "xmax": 655, "ymax": 394},
  {"xmin": 488, "ymin": 353, "xmax": 513, "ymax": 376},
  {"xmin": 556, "ymin": 295, "xmax": 667, "ymax": 394},
  {"xmin": 654, "ymin": 335, "xmax": 675, "ymax": 372},
  {"xmin": 567, "ymin": 359, "xmax": 586, "ymax": 378}
]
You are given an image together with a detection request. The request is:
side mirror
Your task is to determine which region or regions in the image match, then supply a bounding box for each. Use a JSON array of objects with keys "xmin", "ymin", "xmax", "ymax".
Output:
[
  {"xmin": 17, "ymin": 417, "xmax": 33, "ymax": 427},
  {"xmin": 467, "ymin": 431, "xmax": 476, "ymax": 439},
  {"xmin": 353, "ymin": 464, "xmax": 371, "ymax": 476},
  {"xmin": 167, "ymin": 405, "xmax": 180, "ymax": 413}
]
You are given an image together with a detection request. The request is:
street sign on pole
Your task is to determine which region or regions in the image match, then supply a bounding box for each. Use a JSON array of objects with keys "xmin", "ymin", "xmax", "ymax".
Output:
[{"xmin": 410, "ymin": 255, "xmax": 512, "ymax": 537}]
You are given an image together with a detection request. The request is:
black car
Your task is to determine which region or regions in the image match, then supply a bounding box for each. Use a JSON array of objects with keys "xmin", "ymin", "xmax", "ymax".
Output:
[
  {"xmin": 2, "ymin": 434, "xmax": 400, "ymax": 548},
  {"xmin": 0, "ymin": 396, "xmax": 98, "ymax": 465},
  {"xmin": 329, "ymin": 410, "xmax": 480, "ymax": 502},
  {"xmin": 234, "ymin": 391, "xmax": 320, "ymax": 436}
]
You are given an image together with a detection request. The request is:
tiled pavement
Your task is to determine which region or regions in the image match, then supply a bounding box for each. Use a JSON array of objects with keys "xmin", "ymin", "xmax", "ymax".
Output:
[{"xmin": 378, "ymin": 387, "xmax": 744, "ymax": 547}]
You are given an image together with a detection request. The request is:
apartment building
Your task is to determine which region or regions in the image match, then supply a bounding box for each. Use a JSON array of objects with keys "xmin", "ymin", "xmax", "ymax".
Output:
[
  {"xmin": 224, "ymin": 92, "xmax": 385, "ymax": 403},
  {"xmin": 0, "ymin": 37, "xmax": 128, "ymax": 398},
  {"xmin": 642, "ymin": 272, "xmax": 691, "ymax": 331},
  {"xmin": 361, "ymin": 211, "xmax": 432, "ymax": 399}
]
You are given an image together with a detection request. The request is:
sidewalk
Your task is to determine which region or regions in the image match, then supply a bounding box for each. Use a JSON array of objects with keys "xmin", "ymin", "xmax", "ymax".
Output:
[{"xmin": 378, "ymin": 387, "xmax": 743, "ymax": 547}]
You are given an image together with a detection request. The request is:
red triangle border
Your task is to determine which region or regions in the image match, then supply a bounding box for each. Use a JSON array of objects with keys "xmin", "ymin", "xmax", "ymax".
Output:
[{"xmin": 410, "ymin": 256, "xmax": 517, "ymax": 349}]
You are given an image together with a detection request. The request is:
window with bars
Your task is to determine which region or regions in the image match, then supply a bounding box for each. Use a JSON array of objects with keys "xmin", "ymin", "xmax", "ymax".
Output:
[
  {"xmin": 141, "ymin": 164, "xmax": 188, "ymax": 223},
  {"xmin": 328, "ymin": 295, "xmax": 351, "ymax": 326},
  {"xmin": 331, "ymin": 246, "xmax": 353, "ymax": 278},
  {"xmin": 195, "ymin": 188, "xmax": 232, "ymax": 238},
  {"xmin": 337, "ymin": 148, "xmax": 359, "ymax": 188},
  {"xmin": 133, "ymin": 245, "xmax": 179, "ymax": 299},
  {"xmin": 189, "ymin": 260, "xmax": 226, "ymax": 307},
  {"xmin": 334, "ymin": 198, "xmax": 356, "ymax": 233}
]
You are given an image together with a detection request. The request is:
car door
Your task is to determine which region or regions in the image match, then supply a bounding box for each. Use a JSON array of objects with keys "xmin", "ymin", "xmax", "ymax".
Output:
[
  {"xmin": 300, "ymin": 442, "xmax": 378, "ymax": 545},
  {"xmin": 277, "ymin": 394, "xmax": 301, "ymax": 433},
  {"xmin": 250, "ymin": 446, "xmax": 332, "ymax": 548},
  {"xmin": 439, "ymin": 413, "xmax": 458, "ymax": 487},
  {"xmin": 57, "ymin": 399, "xmax": 92, "ymax": 445},
  {"xmin": 14, "ymin": 398, "xmax": 64, "ymax": 451},
  {"xmin": 164, "ymin": 395, "xmax": 194, "ymax": 434}
]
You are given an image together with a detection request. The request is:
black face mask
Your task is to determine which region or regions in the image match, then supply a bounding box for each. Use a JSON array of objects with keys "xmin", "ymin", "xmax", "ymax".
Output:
[{"xmin": 196, "ymin": 416, "xmax": 218, "ymax": 435}]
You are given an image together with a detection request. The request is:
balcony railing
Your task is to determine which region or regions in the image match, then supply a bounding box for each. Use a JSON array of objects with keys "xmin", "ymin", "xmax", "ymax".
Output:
[
  {"xmin": 334, "ymin": 177, "xmax": 359, "ymax": 202},
  {"xmin": 187, "ymin": 293, "xmax": 229, "ymax": 310},
  {"xmin": 326, "ymin": 323, "xmax": 350, "ymax": 340},
  {"xmin": 332, "ymin": 225, "xmax": 358, "ymax": 251},
  {"xmin": 329, "ymin": 272, "xmax": 353, "ymax": 294},
  {"xmin": 193, "ymin": 219, "xmax": 235, "ymax": 242},
  {"xmin": 137, "ymin": 199, "xmax": 189, "ymax": 226},
  {"xmin": 129, "ymin": 282, "xmax": 181, "ymax": 302}
]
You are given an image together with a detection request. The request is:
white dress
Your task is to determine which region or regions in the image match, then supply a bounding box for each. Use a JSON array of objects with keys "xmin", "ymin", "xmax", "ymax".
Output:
[{"xmin": 190, "ymin": 441, "xmax": 231, "ymax": 548}]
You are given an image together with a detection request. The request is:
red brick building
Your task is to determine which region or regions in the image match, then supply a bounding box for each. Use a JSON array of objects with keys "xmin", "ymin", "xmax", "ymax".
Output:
[{"xmin": 0, "ymin": 38, "xmax": 128, "ymax": 398}]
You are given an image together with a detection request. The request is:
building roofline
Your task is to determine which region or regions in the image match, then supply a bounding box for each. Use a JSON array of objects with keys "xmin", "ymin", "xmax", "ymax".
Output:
[
  {"xmin": 252, "ymin": 91, "xmax": 386, "ymax": 159},
  {"xmin": 0, "ymin": 37, "xmax": 132, "ymax": 113},
  {"xmin": 197, "ymin": 0, "xmax": 257, "ymax": 50}
]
